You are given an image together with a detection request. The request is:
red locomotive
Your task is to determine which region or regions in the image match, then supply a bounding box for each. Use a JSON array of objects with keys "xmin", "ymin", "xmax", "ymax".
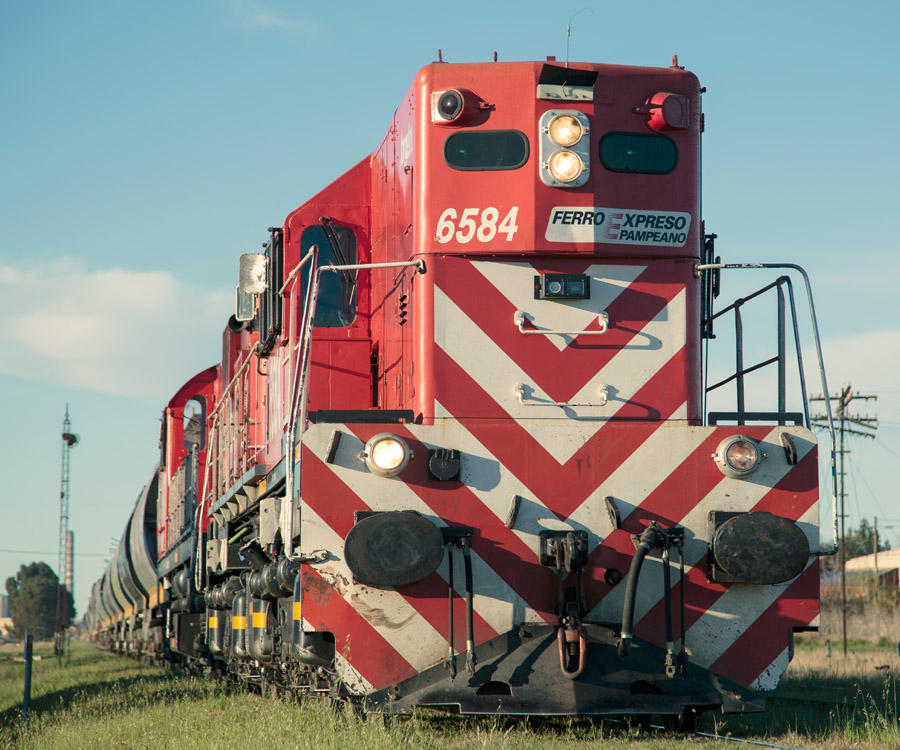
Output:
[{"xmin": 87, "ymin": 55, "xmax": 835, "ymax": 722}]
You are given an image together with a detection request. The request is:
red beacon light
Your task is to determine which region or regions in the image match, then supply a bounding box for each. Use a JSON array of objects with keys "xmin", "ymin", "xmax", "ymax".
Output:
[{"xmin": 636, "ymin": 92, "xmax": 690, "ymax": 132}]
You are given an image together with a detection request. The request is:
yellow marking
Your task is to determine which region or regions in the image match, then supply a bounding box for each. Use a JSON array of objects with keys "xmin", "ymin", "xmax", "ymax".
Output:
[
  {"xmin": 209, "ymin": 615, "xmax": 218, "ymax": 629},
  {"xmin": 293, "ymin": 601, "xmax": 302, "ymax": 621},
  {"xmin": 233, "ymin": 615, "xmax": 247, "ymax": 630},
  {"xmin": 252, "ymin": 611, "xmax": 267, "ymax": 628}
]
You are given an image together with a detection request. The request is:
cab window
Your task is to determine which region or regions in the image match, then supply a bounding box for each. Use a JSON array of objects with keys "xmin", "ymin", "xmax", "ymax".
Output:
[
  {"xmin": 444, "ymin": 130, "xmax": 529, "ymax": 171},
  {"xmin": 599, "ymin": 132, "xmax": 677, "ymax": 174},
  {"xmin": 300, "ymin": 225, "xmax": 358, "ymax": 327}
]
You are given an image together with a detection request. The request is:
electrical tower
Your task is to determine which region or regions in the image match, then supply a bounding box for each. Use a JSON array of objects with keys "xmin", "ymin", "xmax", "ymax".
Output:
[
  {"xmin": 810, "ymin": 384, "xmax": 877, "ymax": 655},
  {"xmin": 56, "ymin": 405, "xmax": 79, "ymax": 656}
]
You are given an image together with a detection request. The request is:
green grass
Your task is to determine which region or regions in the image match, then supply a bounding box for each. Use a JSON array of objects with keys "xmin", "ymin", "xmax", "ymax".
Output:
[
  {"xmin": 1, "ymin": 640, "xmax": 898, "ymax": 749},
  {"xmin": 794, "ymin": 634, "xmax": 900, "ymax": 653}
]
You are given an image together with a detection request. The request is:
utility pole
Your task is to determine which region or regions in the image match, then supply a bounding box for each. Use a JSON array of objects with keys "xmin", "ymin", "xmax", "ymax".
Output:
[
  {"xmin": 810, "ymin": 384, "xmax": 877, "ymax": 656},
  {"xmin": 56, "ymin": 406, "xmax": 79, "ymax": 662},
  {"xmin": 874, "ymin": 516, "xmax": 878, "ymax": 585}
]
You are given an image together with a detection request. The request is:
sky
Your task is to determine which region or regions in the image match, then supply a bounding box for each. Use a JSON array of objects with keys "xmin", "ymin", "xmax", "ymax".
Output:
[{"xmin": 1, "ymin": 0, "xmax": 898, "ymax": 619}]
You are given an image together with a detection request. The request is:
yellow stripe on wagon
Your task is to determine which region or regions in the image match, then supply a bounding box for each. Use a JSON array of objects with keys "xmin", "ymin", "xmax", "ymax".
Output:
[
  {"xmin": 233, "ymin": 615, "xmax": 247, "ymax": 630},
  {"xmin": 209, "ymin": 615, "xmax": 218, "ymax": 628},
  {"xmin": 252, "ymin": 611, "xmax": 266, "ymax": 628},
  {"xmin": 293, "ymin": 601, "xmax": 301, "ymax": 621}
]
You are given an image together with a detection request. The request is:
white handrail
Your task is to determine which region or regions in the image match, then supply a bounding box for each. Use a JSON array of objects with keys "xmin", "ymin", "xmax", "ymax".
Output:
[
  {"xmin": 514, "ymin": 310, "xmax": 608, "ymax": 336},
  {"xmin": 514, "ymin": 382, "xmax": 608, "ymax": 408}
]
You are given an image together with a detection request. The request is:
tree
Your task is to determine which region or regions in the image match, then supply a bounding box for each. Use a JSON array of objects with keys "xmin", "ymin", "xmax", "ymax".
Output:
[
  {"xmin": 4, "ymin": 562, "xmax": 75, "ymax": 639},
  {"xmin": 824, "ymin": 518, "xmax": 890, "ymax": 572}
]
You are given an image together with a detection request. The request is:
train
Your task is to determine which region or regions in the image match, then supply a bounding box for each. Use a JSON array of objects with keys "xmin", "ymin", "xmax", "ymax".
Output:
[{"xmin": 85, "ymin": 54, "xmax": 836, "ymax": 724}]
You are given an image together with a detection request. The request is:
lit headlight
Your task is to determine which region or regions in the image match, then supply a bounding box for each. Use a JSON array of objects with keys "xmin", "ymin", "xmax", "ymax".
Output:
[
  {"xmin": 359, "ymin": 434, "xmax": 413, "ymax": 478},
  {"xmin": 539, "ymin": 110, "xmax": 590, "ymax": 188},
  {"xmin": 713, "ymin": 435, "xmax": 762, "ymax": 478},
  {"xmin": 548, "ymin": 114, "xmax": 583, "ymax": 146},
  {"xmin": 548, "ymin": 150, "xmax": 584, "ymax": 183}
]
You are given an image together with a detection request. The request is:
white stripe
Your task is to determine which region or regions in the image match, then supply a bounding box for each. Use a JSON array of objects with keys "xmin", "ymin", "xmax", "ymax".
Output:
[
  {"xmin": 434, "ymin": 285, "xmax": 687, "ymax": 464},
  {"xmin": 751, "ymin": 648, "xmax": 791, "ymax": 691},
  {"xmin": 566, "ymin": 414, "xmax": 704, "ymax": 539}
]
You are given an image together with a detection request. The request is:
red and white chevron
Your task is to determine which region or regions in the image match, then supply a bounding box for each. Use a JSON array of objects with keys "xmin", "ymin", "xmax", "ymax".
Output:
[{"xmin": 297, "ymin": 258, "xmax": 819, "ymax": 694}]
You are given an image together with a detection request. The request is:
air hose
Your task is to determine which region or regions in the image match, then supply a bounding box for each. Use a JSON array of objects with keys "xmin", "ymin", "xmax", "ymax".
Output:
[{"xmin": 617, "ymin": 523, "xmax": 665, "ymax": 660}]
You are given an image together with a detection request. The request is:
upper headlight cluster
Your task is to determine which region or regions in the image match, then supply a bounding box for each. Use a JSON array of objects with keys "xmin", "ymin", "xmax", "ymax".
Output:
[{"xmin": 540, "ymin": 110, "xmax": 590, "ymax": 188}]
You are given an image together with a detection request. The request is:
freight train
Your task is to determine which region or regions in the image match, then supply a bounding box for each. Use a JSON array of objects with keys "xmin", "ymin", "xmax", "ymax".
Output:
[{"xmin": 85, "ymin": 54, "xmax": 836, "ymax": 723}]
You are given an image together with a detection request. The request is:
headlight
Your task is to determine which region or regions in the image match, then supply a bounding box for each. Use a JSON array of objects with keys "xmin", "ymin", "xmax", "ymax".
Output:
[
  {"xmin": 548, "ymin": 114, "xmax": 583, "ymax": 146},
  {"xmin": 713, "ymin": 435, "xmax": 762, "ymax": 478},
  {"xmin": 548, "ymin": 150, "xmax": 584, "ymax": 183},
  {"xmin": 539, "ymin": 110, "xmax": 590, "ymax": 188},
  {"xmin": 359, "ymin": 434, "xmax": 413, "ymax": 478},
  {"xmin": 437, "ymin": 90, "xmax": 464, "ymax": 121}
]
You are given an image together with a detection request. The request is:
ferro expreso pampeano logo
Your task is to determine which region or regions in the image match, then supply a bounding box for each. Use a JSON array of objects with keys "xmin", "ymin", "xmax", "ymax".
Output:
[{"xmin": 545, "ymin": 207, "xmax": 691, "ymax": 246}]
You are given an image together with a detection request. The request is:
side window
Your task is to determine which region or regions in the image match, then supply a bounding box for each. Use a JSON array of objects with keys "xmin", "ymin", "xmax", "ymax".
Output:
[
  {"xmin": 300, "ymin": 225, "xmax": 358, "ymax": 327},
  {"xmin": 184, "ymin": 397, "xmax": 206, "ymax": 451}
]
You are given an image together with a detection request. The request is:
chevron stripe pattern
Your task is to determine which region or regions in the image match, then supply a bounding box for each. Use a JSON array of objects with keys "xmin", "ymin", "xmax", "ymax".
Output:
[{"xmin": 298, "ymin": 258, "xmax": 819, "ymax": 694}]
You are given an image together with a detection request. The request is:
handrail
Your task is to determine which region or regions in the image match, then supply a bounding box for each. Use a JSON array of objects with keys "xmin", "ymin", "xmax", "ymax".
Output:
[
  {"xmin": 703, "ymin": 277, "xmax": 809, "ymax": 427},
  {"xmin": 282, "ymin": 247, "xmax": 320, "ymax": 553},
  {"xmin": 514, "ymin": 382, "xmax": 608, "ymax": 407},
  {"xmin": 696, "ymin": 262, "xmax": 837, "ymax": 555},
  {"xmin": 196, "ymin": 341, "xmax": 260, "ymax": 589},
  {"xmin": 281, "ymin": 257, "xmax": 426, "ymax": 555},
  {"xmin": 278, "ymin": 249, "xmax": 317, "ymax": 296},
  {"xmin": 514, "ymin": 310, "xmax": 608, "ymax": 336}
]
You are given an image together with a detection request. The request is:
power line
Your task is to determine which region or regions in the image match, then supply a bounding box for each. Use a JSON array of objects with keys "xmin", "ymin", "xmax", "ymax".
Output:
[
  {"xmin": 0, "ymin": 548, "xmax": 106, "ymax": 558},
  {"xmin": 810, "ymin": 383, "xmax": 877, "ymax": 657}
]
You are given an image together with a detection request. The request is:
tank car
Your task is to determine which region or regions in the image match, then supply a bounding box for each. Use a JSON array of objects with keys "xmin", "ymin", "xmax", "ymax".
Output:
[{"xmin": 87, "ymin": 54, "xmax": 836, "ymax": 722}]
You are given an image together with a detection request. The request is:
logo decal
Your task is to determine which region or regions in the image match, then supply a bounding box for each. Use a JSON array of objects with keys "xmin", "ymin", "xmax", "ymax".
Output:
[{"xmin": 546, "ymin": 207, "xmax": 691, "ymax": 246}]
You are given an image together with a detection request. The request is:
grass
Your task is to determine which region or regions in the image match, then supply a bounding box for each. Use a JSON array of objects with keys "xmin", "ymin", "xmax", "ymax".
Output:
[{"xmin": 0, "ymin": 639, "xmax": 898, "ymax": 749}]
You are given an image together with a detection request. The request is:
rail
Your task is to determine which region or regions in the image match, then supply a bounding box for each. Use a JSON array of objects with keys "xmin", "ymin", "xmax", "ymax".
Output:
[{"xmin": 703, "ymin": 276, "xmax": 806, "ymax": 427}]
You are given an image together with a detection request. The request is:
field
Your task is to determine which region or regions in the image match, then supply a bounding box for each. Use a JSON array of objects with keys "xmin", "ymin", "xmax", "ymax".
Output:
[{"xmin": 0, "ymin": 639, "xmax": 898, "ymax": 749}]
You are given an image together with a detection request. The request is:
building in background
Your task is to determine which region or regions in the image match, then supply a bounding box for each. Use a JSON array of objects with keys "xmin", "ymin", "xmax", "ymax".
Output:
[
  {"xmin": 0, "ymin": 594, "xmax": 12, "ymax": 639},
  {"xmin": 844, "ymin": 548, "xmax": 900, "ymax": 590}
]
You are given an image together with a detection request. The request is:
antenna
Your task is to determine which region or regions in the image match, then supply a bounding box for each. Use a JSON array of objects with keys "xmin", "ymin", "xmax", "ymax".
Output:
[
  {"xmin": 566, "ymin": 8, "xmax": 594, "ymax": 68},
  {"xmin": 55, "ymin": 405, "xmax": 79, "ymax": 657}
]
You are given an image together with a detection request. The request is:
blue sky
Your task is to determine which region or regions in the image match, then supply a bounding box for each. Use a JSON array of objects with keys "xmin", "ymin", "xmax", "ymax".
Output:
[{"xmin": 2, "ymin": 1, "xmax": 898, "ymax": 616}]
